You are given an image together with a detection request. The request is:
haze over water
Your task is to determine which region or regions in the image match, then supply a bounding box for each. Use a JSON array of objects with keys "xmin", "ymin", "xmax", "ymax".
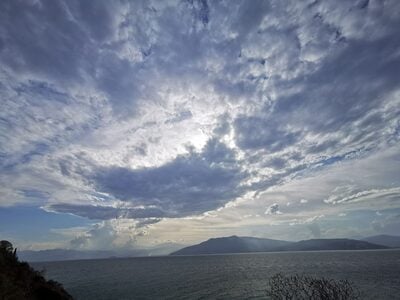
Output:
[{"xmin": 33, "ymin": 249, "xmax": 400, "ymax": 300}]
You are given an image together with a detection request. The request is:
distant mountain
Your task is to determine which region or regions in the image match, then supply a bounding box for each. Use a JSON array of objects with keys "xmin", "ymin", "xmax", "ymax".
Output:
[
  {"xmin": 170, "ymin": 235, "xmax": 293, "ymax": 255},
  {"xmin": 276, "ymin": 238, "xmax": 388, "ymax": 252},
  {"xmin": 18, "ymin": 249, "xmax": 118, "ymax": 262},
  {"xmin": 362, "ymin": 235, "xmax": 400, "ymax": 248},
  {"xmin": 19, "ymin": 236, "xmax": 393, "ymax": 261},
  {"xmin": 18, "ymin": 244, "xmax": 185, "ymax": 262},
  {"xmin": 170, "ymin": 236, "xmax": 388, "ymax": 256}
]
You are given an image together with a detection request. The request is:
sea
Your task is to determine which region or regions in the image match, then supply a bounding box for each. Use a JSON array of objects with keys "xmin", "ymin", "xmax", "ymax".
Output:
[{"xmin": 32, "ymin": 249, "xmax": 400, "ymax": 300}]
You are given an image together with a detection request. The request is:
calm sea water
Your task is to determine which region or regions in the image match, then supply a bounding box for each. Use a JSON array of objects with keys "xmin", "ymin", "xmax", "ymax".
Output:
[{"xmin": 32, "ymin": 249, "xmax": 400, "ymax": 300}]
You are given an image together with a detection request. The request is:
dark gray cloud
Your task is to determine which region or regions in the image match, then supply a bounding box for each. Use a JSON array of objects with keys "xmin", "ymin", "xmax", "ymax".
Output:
[
  {"xmin": 265, "ymin": 203, "xmax": 281, "ymax": 215},
  {"xmin": 0, "ymin": 0, "xmax": 93, "ymax": 82},
  {"xmin": 186, "ymin": 0, "xmax": 210, "ymax": 26},
  {"xmin": 94, "ymin": 52, "xmax": 139, "ymax": 115},
  {"xmin": 234, "ymin": 116, "xmax": 302, "ymax": 151},
  {"xmin": 46, "ymin": 138, "xmax": 248, "ymax": 219},
  {"xmin": 232, "ymin": 0, "xmax": 270, "ymax": 38},
  {"xmin": 87, "ymin": 139, "xmax": 248, "ymax": 218},
  {"xmin": 263, "ymin": 157, "xmax": 287, "ymax": 170},
  {"xmin": 273, "ymin": 34, "xmax": 400, "ymax": 133},
  {"xmin": 136, "ymin": 218, "xmax": 162, "ymax": 228}
]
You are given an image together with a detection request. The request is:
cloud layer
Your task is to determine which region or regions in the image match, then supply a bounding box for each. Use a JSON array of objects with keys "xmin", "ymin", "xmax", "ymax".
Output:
[{"xmin": 0, "ymin": 0, "xmax": 399, "ymax": 248}]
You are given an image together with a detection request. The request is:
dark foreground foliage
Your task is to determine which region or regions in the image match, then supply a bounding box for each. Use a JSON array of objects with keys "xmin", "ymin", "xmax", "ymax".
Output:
[
  {"xmin": 266, "ymin": 273, "xmax": 361, "ymax": 300},
  {"xmin": 0, "ymin": 240, "xmax": 73, "ymax": 300}
]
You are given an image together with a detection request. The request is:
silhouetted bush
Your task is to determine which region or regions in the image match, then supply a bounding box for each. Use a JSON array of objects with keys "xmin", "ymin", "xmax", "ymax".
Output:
[
  {"xmin": 266, "ymin": 273, "xmax": 361, "ymax": 300},
  {"xmin": 0, "ymin": 240, "xmax": 73, "ymax": 300}
]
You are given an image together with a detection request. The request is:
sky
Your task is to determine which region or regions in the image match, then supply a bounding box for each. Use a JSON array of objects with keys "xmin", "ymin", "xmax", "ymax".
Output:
[{"xmin": 0, "ymin": 0, "xmax": 399, "ymax": 252}]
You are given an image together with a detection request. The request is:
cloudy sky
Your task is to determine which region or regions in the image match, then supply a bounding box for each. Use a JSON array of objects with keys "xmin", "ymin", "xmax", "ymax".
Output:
[{"xmin": 0, "ymin": 0, "xmax": 399, "ymax": 252}]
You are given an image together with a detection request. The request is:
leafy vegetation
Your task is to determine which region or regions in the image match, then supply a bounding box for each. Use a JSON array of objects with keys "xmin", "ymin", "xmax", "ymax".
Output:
[
  {"xmin": 0, "ymin": 240, "xmax": 73, "ymax": 300},
  {"xmin": 266, "ymin": 273, "xmax": 361, "ymax": 300}
]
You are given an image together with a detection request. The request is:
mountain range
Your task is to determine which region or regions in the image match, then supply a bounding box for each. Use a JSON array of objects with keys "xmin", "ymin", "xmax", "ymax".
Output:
[
  {"xmin": 16, "ymin": 235, "xmax": 400, "ymax": 261},
  {"xmin": 170, "ymin": 235, "xmax": 399, "ymax": 256},
  {"xmin": 361, "ymin": 235, "xmax": 400, "ymax": 248},
  {"xmin": 18, "ymin": 242, "xmax": 184, "ymax": 262}
]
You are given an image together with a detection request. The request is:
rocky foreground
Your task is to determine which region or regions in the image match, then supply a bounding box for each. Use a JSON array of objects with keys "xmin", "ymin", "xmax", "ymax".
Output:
[{"xmin": 0, "ymin": 240, "xmax": 73, "ymax": 300}]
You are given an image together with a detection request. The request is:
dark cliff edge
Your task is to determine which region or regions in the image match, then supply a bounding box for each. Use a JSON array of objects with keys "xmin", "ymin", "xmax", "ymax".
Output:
[{"xmin": 0, "ymin": 240, "xmax": 73, "ymax": 300}]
